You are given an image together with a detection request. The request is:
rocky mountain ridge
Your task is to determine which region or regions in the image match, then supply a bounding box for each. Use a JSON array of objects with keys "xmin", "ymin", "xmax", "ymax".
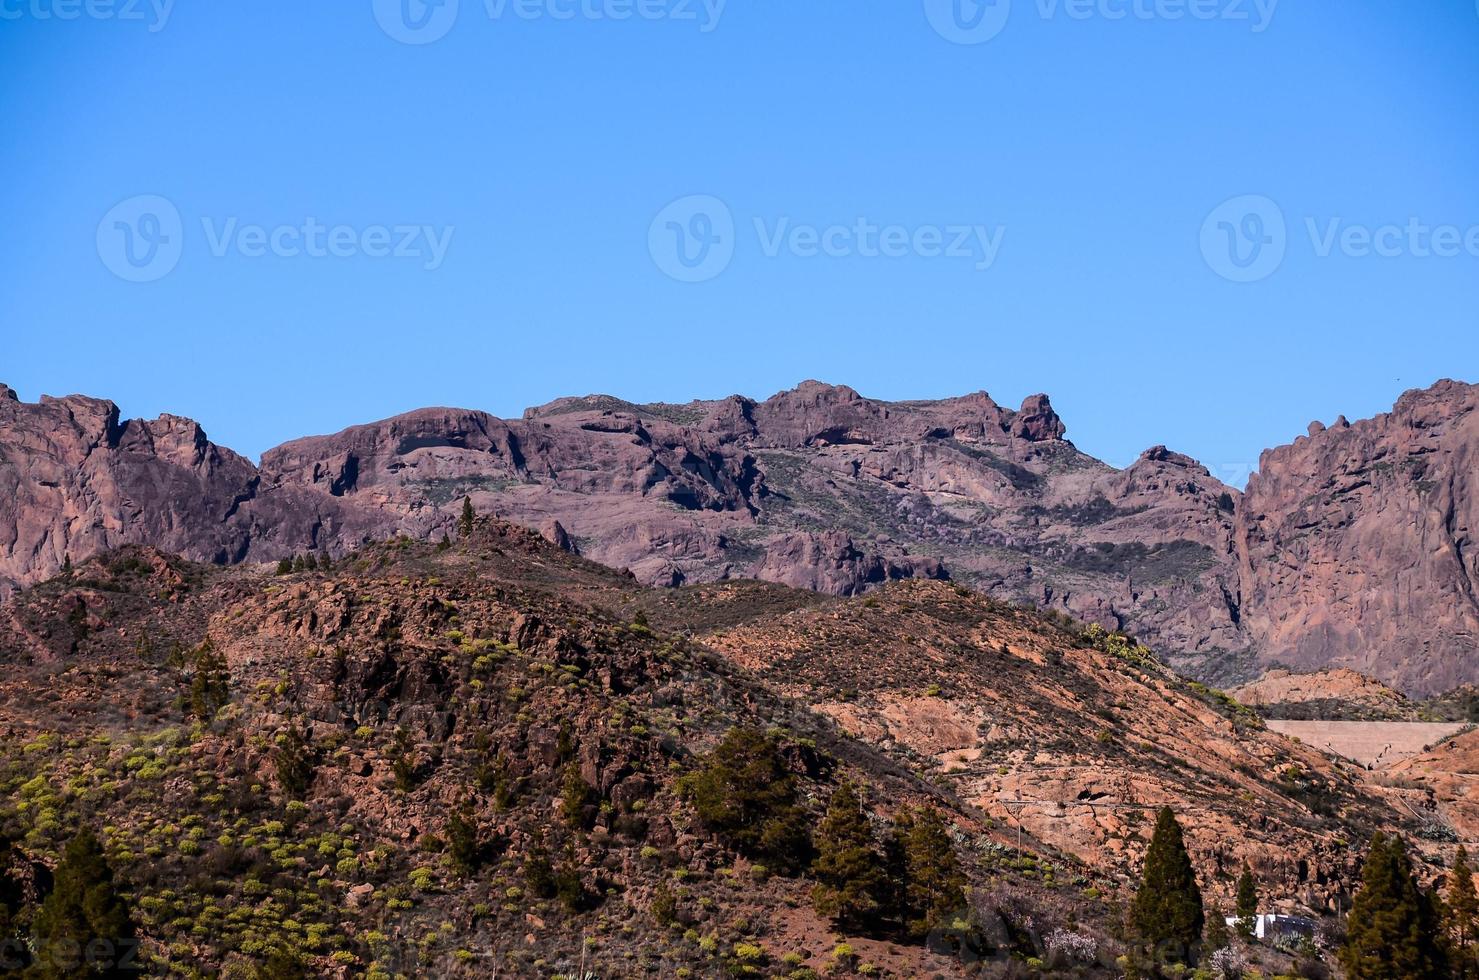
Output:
[
  {"xmin": 1, "ymin": 377, "xmax": 1475, "ymax": 694},
  {"xmin": 0, "ymin": 520, "xmax": 1414, "ymax": 976}
]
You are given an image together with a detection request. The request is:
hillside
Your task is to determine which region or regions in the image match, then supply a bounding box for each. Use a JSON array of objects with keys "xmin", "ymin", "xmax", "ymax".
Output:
[
  {"xmin": 0, "ymin": 519, "xmax": 1431, "ymax": 976},
  {"xmin": 1, "ymin": 378, "xmax": 1475, "ymax": 695}
]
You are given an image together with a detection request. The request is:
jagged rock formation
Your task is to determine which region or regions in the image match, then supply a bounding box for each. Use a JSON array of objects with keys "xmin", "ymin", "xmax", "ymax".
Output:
[
  {"xmin": 1, "ymin": 378, "xmax": 1475, "ymax": 693},
  {"xmin": 1237, "ymin": 381, "xmax": 1479, "ymax": 694},
  {"xmin": 0, "ymin": 524, "xmax": 1404, "ymax": 976}
]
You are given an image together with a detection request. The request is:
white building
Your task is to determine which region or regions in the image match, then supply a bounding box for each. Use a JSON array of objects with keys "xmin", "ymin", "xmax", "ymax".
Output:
[{"xmin": 1224, "ymin": 913, "xmax": 1317, "ymax": 942}]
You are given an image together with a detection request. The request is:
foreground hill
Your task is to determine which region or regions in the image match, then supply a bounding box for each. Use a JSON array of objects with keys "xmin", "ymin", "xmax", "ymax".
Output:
[
  {"xmin": 0, "ymin": 519, "xmax": 1437, "ymax": 976},
  {"xmin": 1, "ymin": 377, "xmax": 1475, "ymax": 693}
]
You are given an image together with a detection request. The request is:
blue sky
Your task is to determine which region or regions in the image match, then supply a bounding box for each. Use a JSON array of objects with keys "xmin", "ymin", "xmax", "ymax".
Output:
[{"xmin": 2, "ymin": 1, "xmax": 1476, "ymax": 484}]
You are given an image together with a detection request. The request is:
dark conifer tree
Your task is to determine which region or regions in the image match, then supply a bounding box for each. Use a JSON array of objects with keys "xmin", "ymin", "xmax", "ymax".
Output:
[
  {"xmin": 681, "ymin": 727, "xmax": 811, "ymax": 873},
  {"xmin": 1235, "ymin": 861, "xmax": 1259, "ymax": 940},
  {"xmin": 272, "ymin": 722, "xmax": 315, "ymax": 800},
  {"xmin": 1205, "ymin": 905, "xmax": 1230, "ymax": 954},
  {"xmin": 894, "ymin": 807, "xmax": 966, "ymax": 942},
  {"xmin": 1131, "ymin": 807, "xmax": 1205, "ymax": 965},
  {"xmin": 31, "ymin": 829, "xmax": 139, "ymax": 979},
  {"xmin": 446, "ymin": 800, "xmax": 480, "ymax": 876},
  {"xmin": 559, "ymin": 764, "xmax": 595, "ymax": 831},
  {"xmin": 1451, "ymin": 845, "xmax": 1479, "ymax": 975},
  {"xmin": 187, "ymin": 639, "xmax": 230, "ymax": 722},
  {"xmin": 459, "ymin": 496, "xmax": 476, "ymax": 538},
  {"xmin": 1340, "ymin": 833, "xmax": 1448, "ymax": 980},
  {"xmin": 811, "ymin": 783, "xmax": 887, "ymax": 933}
]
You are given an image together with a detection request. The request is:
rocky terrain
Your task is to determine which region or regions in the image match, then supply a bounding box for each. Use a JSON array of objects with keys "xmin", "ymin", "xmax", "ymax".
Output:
[
  {"xmin": 2, "ymin": 378, "xmax": 1475, "ymax": 694},
  {"xmin": 1237, "ymin": 380, "xmax": 1479, "ymax": 695},
  {"xmin": 0, "ymin": 518, "xmax": 1431, "ymax": 976},
  {"xmin": 1231, "ymin": 670, "xmax": 1414, "ymax": 721}
]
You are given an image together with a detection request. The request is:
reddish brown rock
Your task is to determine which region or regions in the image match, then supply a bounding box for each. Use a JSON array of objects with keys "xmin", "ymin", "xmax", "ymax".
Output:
[
  {"xmin": 1237, "ymin": 380, "xmax": 1479, "ymax": 695},
  {"xmin": 748, "ymin": 531, "xmax": 948, "ymax": 596},
  {"xmin": 2, "ymin": 378, "xmax": 1476, "ymax": 694}
]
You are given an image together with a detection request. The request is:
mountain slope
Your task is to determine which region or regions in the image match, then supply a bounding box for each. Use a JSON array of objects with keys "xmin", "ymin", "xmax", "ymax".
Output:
[
  {"xmin": 1, "ymin": 377, "xmax": 1476, "ymax": 693},
  {"xmin": 0, "ymin": 521, "xmax": 1409, "ymax": 976}
]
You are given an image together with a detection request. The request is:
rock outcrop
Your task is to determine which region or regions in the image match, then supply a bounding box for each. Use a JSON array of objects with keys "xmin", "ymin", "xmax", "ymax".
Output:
[
  {"xmin": 1237, "ymin": 380, "xmax": 1479, "ymax": 694},
  {"xmin": 2, "ymin": 377, "xmax": 1476, "ymax": 693}
]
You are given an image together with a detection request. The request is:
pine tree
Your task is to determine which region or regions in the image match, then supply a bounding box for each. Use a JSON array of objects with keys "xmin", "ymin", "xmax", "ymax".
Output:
[
  {"xmin": 291, "ymin": 555, "xmax": 306, "ymax": 573},
  {"xmin": 811, "ymin": 783, "xmax": 887, "ymax": 933},
  {"xmin": 30, "ymin": 828, "xmax": 139, "ymax": 979},
  {"xmin": 390, "ymin": 727, "xmax": 418, "ymax": 793},
  {"xmin": 559, "ymin": 764, "xmax": 595, "ymax": 831},
  {"xmin": 1131, "ymin": 807, "xmax": 1205, "ymax": 965},
  {"xmin": 446, "ymin": 801, "xmax": 480, "ymax": 876},
  {"xmin": 273, "ymin": 722, "xmax": 315, "ymax": 800},
  {"xmin": 681, "ymin": 727, "xmax": 812, "ymax": 873},
  {"xmin": 303, "ymin": 553, "xmax": 318, "ymax": 572},
  {"xmin": 275, "ymin": 557, "xmax": 294, "ymax": 576},
  {"xmin": 1205, "ymin": 905, "xmax": 1230, "ymax": 954},
  {"xmin": 894, "ymin": 806, "xmax": 967, "ymax": 941},
  {"xmin": 459, "ymin": 496, "xmax": 476, "ymax": 538},
  {"xmin": 1340, "ymin": 833, "xmax": 1448, "ymax": 979},
  {"xmin": 1235, "ymin": 861, "xmax": 1259, "ymax": 941},
  {"xmin": 187, "ymin": 639, "xmax": 230, "ymax": 722},
  {"xmin": 0, "ymin": 831, "xmax": 25, "ymax": 967},
  {"xmin": 651, "ymin": 881, "xmax": 678, "ymax": 927},
  {"xmin": 524, "ymin": 832, "xmax": 556, "ymax": 899},
  {"xmin": 1451, "ymin": 846, "xmax": 1479, "ymax": 974}
]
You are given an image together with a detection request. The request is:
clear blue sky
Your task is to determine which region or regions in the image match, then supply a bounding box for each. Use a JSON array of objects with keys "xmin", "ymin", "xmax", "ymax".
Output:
[{"xmin": 3, "ymin": 1, "xmax": 1477, "ymax": 485}]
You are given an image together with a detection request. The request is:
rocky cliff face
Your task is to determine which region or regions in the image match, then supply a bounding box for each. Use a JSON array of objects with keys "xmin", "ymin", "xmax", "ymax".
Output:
[
  {"xmin": 0, "ymin": 385, "xmax": 260, "ymax": 590},
  {"xmin": 1, "ymin": 378, "xmax": 1476, "ymax": 693},
  {"xmin": 1237, "ymin": 380, "xmax": 1479, "ymax": 694}
]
